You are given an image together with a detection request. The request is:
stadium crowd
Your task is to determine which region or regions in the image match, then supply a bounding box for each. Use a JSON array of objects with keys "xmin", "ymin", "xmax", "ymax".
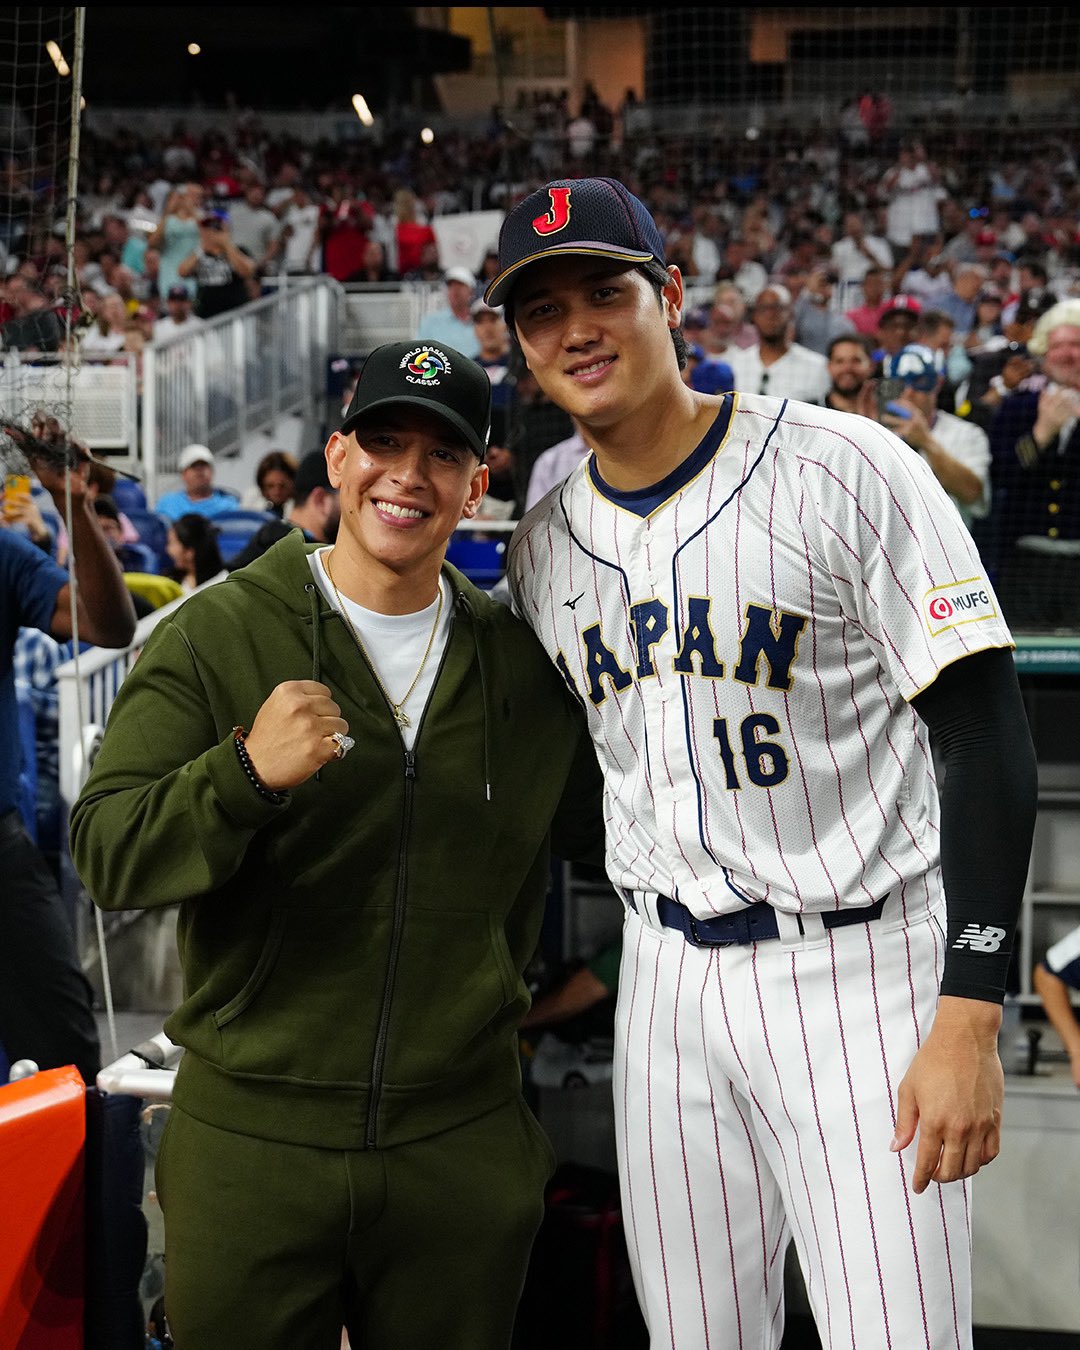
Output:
[
  {"xmin": 2, "ymin": 83, "xmax": 1080, "ymax": 1350},
  {"xmin": 3, "ymin": 91, "xmax": 1080, "ymax": 625}
]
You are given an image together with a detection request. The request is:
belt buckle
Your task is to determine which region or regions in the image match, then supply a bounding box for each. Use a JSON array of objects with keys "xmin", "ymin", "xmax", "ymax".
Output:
[{"xmin": 687, "ymin": 915, "xmax": 739, "ymax": 948}]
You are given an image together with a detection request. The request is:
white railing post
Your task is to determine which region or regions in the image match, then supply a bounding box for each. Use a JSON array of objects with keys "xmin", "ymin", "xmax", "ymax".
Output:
[
  {"xmin": 141, "ymin": 343, "xmax": 158, "ymax": 502},
  {"xmin": 232, "ymin": 314, "xmax": 246, "ymax": 447}
]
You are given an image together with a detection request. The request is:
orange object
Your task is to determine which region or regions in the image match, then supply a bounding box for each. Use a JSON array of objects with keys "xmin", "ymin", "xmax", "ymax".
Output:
[
  {"xmin": 3, "ymin": 472, "xmax": 32, "ymax": 519},
  {"xmin": 0, "ymin": 1066, "xmax": 85, "ymax": 1348}
]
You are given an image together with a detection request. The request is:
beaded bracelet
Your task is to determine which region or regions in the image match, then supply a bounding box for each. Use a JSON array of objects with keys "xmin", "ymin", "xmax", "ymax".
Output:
[{"xmin": 232, "ymin": 726, "xmax": 288, "ymax": 805}]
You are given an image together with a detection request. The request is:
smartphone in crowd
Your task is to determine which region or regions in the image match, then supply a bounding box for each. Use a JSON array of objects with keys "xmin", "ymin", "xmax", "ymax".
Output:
[{"xmin": 3, "ymin": 472, "xmax": 32, "ymax": 518}]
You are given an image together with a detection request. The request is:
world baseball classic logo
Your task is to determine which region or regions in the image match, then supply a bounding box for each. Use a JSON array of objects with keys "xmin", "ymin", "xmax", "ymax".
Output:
[
  {"xmin": 401, "ymin": 347, "xmax": 450, "ymax": 386},
  {"xmin": 923, "ymin": 578, "xmax": 997, "ymax": 635}
]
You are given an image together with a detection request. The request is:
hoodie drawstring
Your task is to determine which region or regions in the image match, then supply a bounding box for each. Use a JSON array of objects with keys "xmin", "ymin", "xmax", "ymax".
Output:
[
  {"xmin": 305, "ymin": 582, "xmax": 322, "ymax": 683},
  {"xmin": 457, "ymin": 591, "xmax": 493, "ymax": 802},
  {"xmin": 306, "ymin": 583, "xmax": 324, "ymax": 781}
]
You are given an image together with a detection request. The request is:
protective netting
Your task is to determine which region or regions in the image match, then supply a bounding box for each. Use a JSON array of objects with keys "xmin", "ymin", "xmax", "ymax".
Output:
[
  {"xmin": 0, "ymin": 6, "xmax": 83, "ymax": 476},
  {"xmin": 476, "ymin": 6, "xmax": 1080, "ymax": 634}
]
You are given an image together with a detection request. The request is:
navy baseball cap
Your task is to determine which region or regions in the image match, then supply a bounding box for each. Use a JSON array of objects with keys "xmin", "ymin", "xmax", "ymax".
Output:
[
  {"xmin": 340, "ymin": 341, "xmax": 491, "ymax": 462},
  {"xmin": 484, "ymin": 177, "xmax": 666, "ymax": 308}
]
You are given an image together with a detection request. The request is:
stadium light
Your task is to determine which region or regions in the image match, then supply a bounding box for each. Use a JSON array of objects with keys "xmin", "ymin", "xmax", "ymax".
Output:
[
  {"xmin": 45, "ymin": 40, "xmax": 70, "ymax": 77},
  {"xmin": 351, "ymin": 94, "xmax": 374, "ymax": 127},
  {"xmin": 420, "ymin": 127, "xmax": 435, "ymax": 145},
  {"xmin": 188, "ymin": 42, "xmax": 201, "ymax": 56}
]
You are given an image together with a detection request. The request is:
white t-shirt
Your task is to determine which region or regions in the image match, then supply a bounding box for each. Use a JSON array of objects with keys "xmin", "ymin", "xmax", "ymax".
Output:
[
  {"xmin": 728, "ymin": 342, "xmax": 831, "ymax": 404},
  {"xmin": 281, "ymin": 203, "xmax": 322, "ymax": 274},
  {"xmin": 830, "ymin": 234, "xmax": 893, "ymax": 284},
  {"xmin": 153, "ymin": 314, "xmax": 205, "ymax": 343},
  {"xmin": 80, "ymin": 329, "xmax": 127, "ymax": 354},
  {"xmin": 925, "ymin": 409, "xmax": 991, "ymax": 526},
  {"xmin": 883, "ymin": 164, "xmax": 941, "ymax": 246},
  {"xmin": 310, "ymin": 549, "xmax": 451, "ymax": 751}
]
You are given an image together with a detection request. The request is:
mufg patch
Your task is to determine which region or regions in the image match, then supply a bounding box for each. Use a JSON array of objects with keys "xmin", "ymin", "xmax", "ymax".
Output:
[{"xmin": 923, "ymin": 578, "xmax": 998, "ymax": 636}]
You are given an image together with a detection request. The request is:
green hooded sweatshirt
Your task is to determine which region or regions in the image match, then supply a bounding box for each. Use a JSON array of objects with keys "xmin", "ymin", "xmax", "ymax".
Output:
[{"xmin": 70, "ymin": 531, "xmax": 604, "ymax": 1150}]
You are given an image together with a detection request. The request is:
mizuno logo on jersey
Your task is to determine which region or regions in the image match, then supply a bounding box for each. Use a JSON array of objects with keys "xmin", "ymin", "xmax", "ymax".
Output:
[
  {"xmin": 952, "ymin": 924, "xmax": 1007, "ymax": 953},
  {"xmin": 923, "ymin": 578, "xmax": 998, "ymax": 636},
  {"xmin": 564, "ymin": 592, "xmax": 585, "ymax": 610}
]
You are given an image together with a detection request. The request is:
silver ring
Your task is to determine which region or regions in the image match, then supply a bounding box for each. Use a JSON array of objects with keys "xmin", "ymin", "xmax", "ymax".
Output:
[{"xmin": 331, "ymin": 731, "xmax": 355, "ymax": 760}]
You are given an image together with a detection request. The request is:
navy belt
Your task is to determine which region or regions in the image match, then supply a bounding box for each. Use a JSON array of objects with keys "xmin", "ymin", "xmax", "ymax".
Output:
[{"xmin": 654, "ymin": 894, "xmax": 888, "ymax": 948}]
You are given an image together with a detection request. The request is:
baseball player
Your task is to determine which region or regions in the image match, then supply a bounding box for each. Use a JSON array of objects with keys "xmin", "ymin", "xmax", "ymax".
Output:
[{"xmin": 485, "ymin": 177, "xmax": 1039, "ymax": 1349}]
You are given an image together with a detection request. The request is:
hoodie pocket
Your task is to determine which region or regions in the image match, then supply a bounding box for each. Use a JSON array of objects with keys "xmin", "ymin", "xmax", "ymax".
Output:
[{"xmin": 212, "ymin": 910, "xmax": 287, "ymax": 1029}]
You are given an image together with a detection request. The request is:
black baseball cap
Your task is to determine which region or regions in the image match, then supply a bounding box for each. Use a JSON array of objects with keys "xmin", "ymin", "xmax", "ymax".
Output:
[
  {"xmin": 339, "ymin": 341, "xmax": 490, "ymax": 462},
  {"xmin": 484, "ymin": 176, "xmax": 666, "ymax": 308}
]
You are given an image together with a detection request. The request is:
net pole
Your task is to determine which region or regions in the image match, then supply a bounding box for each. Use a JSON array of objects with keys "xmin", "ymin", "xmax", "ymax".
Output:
[{"xmin": 61, "ymin": 7, "xmax": 121, "ymax": 1065}]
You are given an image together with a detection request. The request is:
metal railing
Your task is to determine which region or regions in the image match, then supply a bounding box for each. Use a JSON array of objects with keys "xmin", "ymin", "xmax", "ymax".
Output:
[
  {"xmin": 141, "ymin": 276, "xmax": 341, "ymax": 500},
  {"xmin": 336, "ymin": 280, "xmax": 447, "ymax": 356},
  {"xmin": 0, "ymin": 350, "xmax": 139, "ymax": 453},
  {"xmin": 55, "ymin": 581, "xmax": 226, "ymax": 812}
]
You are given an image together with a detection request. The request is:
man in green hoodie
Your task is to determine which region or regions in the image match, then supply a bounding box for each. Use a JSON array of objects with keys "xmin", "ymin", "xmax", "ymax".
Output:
[{"xmin": 70, "ymin": 341, "xmax": 604, "ymax": 1350}]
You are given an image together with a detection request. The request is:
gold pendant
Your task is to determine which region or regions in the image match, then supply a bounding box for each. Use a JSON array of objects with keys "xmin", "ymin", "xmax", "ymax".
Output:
[{"xmin": 392, "ymin": 706, "xmax": 411, "ymax": 729}]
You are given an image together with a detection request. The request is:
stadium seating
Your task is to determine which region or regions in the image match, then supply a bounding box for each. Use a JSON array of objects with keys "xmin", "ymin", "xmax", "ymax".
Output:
[
  {"xmin": 122, "ymin": 509, "xmax": 171, "ymax": 573},
  {"xmin": 110, "ymin": 479, "xmax": 147, "ymax": 513},
  {"xmin": 210, "ymin": 509, "xmax": 276, "ymax": 563},
  {"xmin": 445, "ymin": 534, "xmax": 506, "ymax": 590}
]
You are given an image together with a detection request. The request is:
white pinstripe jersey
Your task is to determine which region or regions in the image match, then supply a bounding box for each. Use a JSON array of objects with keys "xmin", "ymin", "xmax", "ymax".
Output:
[{"xmin": 507, "ymin": 392, "xmax": 1014, "ymax": 920}]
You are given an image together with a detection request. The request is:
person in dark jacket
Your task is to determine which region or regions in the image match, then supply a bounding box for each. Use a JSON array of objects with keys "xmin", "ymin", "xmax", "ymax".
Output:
[{"xmin": 70, "ymin": 341, "xmax": 605, "ymax": 1350}]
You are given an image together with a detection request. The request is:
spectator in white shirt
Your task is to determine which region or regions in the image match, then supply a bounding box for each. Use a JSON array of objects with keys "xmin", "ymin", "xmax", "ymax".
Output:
[
  {"xmin": 153, "ymin": 284, "xmax": 205, "ymax": 342},
  {"xmin": 279, "ymin": 185, "xmax": 322, "ymax": 276},
  {"xmin": 831, "ymin": 210, "xmax": 893, "ymax": 311},
  {"xmin": 879, "ymin": 140, "xmax": 942, "ymax": 261},
  {"xmin": 721, "ymin": 236, "xmax": 769, "ymax": 306},
  {"xmin": 80, "ymin": 293, "xmax": 129, "ymax": 354},
  {"xmin": 727, "ymin": 284, "xmax": 831, "ymax": 404}
]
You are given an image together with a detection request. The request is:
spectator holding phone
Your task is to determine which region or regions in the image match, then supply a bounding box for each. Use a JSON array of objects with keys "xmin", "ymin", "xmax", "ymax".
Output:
[
  {"xmin": 878, "ymin": 343, "xmax": 990, "ymax": 529},
  {"xmin": 177, "ymin": 210, "xmax": 256, "ymax": 319}
]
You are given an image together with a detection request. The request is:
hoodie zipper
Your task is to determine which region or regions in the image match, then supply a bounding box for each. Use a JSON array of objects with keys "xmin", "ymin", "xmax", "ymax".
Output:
[{"xmin": 364, "ymin": 599, "xmax": 459, "ymax": 1149}]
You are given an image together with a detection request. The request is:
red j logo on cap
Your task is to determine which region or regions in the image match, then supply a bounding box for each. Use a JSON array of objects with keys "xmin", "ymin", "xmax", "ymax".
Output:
[{"xmin": 533, "ymin": 187, "xmax": 572, "ymax": 236}]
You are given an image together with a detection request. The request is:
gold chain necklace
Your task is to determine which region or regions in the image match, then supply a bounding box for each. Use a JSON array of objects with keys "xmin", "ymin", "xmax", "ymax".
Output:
[{"xmin": 325, "ymin": 549, "xmax": 444, "ymax": 730}]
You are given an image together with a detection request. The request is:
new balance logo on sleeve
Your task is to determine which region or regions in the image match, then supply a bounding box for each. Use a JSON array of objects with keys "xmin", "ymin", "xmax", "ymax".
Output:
[{"xmin": 952, "ymin": 924, "xmax": 1007, "ymax": 953}]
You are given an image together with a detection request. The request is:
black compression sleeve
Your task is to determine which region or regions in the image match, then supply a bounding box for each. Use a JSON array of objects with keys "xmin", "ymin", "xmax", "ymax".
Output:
[{"xmin": 910, "ymin": 647, "xmax": 1038, "ymax": 1003}]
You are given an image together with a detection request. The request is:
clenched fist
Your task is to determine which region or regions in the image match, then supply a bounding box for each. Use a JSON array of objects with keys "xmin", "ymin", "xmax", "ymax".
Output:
[{"xmin": 243, "ymin": 680, "xmax": 351, "ymax": 790}]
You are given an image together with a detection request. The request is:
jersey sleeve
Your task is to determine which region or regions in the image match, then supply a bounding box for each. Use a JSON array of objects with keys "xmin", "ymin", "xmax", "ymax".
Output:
[{"xmin": 811, "ymin": 416, "xmax": 1013, "ymax": 701}]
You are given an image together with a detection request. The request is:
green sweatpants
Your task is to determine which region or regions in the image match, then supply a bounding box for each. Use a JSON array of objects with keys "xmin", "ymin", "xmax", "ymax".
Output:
[{"xmin": 155, "ymin": 1095, "xmax": 557, "ymax": 1349}]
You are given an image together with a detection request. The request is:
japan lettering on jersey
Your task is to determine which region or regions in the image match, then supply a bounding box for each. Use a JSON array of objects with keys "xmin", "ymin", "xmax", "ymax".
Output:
[{"xmin": 508, "ymin": 393, "xmax": 1013, "ymax": 920}]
